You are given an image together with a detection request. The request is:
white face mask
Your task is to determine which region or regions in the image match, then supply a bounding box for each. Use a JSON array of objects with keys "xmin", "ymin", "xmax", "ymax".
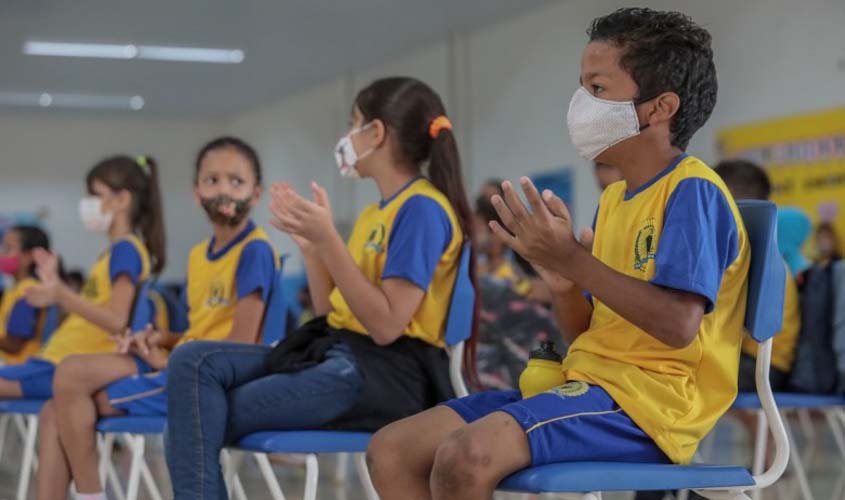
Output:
[
  {"xmin": 79, "ymin": 196, "xmax": 113, "ymax": 233},
  {"xmin": 566, "ymin": 86, "xmax": 650, "ymax": 160},
  {"xmin": 334, "ymin": 122, "xmax": 375, "ymax": 178}
]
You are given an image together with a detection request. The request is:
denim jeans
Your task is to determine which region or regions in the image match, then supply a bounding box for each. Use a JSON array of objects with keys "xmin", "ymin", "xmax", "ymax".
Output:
[{"xmin": 165, "ymin": 340, "xmax": 363, "ymax": 500}]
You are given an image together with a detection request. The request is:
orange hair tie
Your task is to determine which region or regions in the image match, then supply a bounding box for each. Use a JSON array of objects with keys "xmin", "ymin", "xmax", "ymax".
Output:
[{"xmin": 429, "ymin": 115, "xmax": 453, "ymax": 139}]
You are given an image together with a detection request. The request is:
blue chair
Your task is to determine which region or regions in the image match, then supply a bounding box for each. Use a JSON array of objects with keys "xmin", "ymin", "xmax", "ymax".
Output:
[
  {"xmin": 498, "ymin": 200, "xmax": 790, "ymax": 500},
  {"xmin": 95, "ymin": 257, "xmax": 288, "ymax": 500},
  {"xmin": 228, "ymin": 243, "xmax": 476, "ymax": 500}
]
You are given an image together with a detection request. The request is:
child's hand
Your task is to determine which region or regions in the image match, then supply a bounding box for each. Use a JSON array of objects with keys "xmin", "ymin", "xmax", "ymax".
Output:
[
  {"xmin": 532, "ymin": 264, "xmax": 575, "ymax": 294},
  {"xmin": 24, "ymin": 282, "xmax": 59, "ymax": 307},
  {"xmin": 270, "ymin": 183, "xmax": 314, "ymax": 252},
  {"xmin": 32, "ymin": 248, "xmax": 61, "ymax": 285},
  {"xmin": 128, "ymin": 324, "xmax": 169, "ymax": 370},
  {"xmin": 489, "ymin": 178, "xmax": 582, "ymax": 279},
  {"xmin": 269, "ymin": 182, "xmax": 338, "ymax": 248},
  {"xmin": 113, "ymin": 328, "xmax": 133, "ymax": 354}
]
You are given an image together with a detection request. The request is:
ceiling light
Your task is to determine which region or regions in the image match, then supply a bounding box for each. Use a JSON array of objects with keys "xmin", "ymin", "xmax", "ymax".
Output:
[
  {"xmin": 0, "ymin": 91, "xmax": 145, "ymax": 111},
  {"xmin": 23, "ymin": 40, "xmax": 245, "ymax": 64}
]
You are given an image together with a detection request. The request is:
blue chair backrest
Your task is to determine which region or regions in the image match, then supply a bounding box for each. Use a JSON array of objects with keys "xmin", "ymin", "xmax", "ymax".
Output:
[
  {"xmin": 41, "ymin": 305, "xmax": 60, "ymax": 344},
  {"xmin": 129, "ymin": 281, "xmax": 154, "ymax": 333},
  {"xmin": 151, "ymin": 283, "xmax": 189, "ymax": 334},
  {"xmin": 261, "ymin": 256, "xmax": 288, "ymax": 346},
  {"xmin": 738, "ymin": 200, "xmax": 786, "ymax": 342},
  {"xmin": 444, "ymin": 243, "xmax": 475, "ymax": 348}
]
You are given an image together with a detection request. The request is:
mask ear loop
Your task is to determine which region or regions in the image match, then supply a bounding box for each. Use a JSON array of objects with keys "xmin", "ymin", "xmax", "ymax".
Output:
[{"xmin": 633, "ymin": 93, "xmax": 662, "ymax": 133}]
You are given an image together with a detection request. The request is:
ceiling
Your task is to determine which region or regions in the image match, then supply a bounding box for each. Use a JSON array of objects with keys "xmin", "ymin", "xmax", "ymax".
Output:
[{"xmin": 0, "ymin": 0, "xmax": 550, "ymax": 119}]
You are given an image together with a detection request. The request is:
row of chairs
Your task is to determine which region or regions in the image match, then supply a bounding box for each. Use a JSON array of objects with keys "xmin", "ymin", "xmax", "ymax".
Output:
[{"xmin": 0, "ymin": 200, "xmax": 840, "ymax": 499}]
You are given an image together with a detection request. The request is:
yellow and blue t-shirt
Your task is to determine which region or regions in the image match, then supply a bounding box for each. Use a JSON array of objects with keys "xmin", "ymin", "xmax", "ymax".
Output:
[
  {"xmin": 0, "ymin": 277, "xmax": 45, "ymax": 364},
  {"xmin": 742, "ymin": 267, "xmax": 800, "ymax": 372},
  {"xmin": 327, "ymin": 177, "xmax": 462, "ymax": 347},
  {"xmin": 178, "ymin": 220, "xmax": 276, "ymax": 346},
  {"xmin": 562, "ymin": 154, "xmax": 751, "ymax": 464},
  {"xmin": 40, "ymin": 235, "xmax": 150, "ymax": 364}
]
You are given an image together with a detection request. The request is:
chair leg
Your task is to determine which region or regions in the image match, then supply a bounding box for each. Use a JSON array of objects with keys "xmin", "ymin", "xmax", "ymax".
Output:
[
  {"xmin": 98, "ymin": 433, "xmax": 126, "ymax": 500},
  {"xmin": 335, "ymin": 452, "xmax": 350, "ymax": 483},
  {"xmin": 222, "ymin": 449, "xmax": 248, "ymax": 500},
  {"xmin": 16, "ymin": 414, "xmax": 37, "ymax": 500},
  {"xmin": 124, "ymin": 433, "xmax": 145, "ymax": 500},
  {"xmin": 254, "ymin": 452, "xmax": 288, "ymax": 500},
  {"xmin": 354, "ymin": 452, "xmax": 379, "ymax": 500},
  {"xmin": 0, "ymin": 414, "xmax": 10, "ymax": 462},
  {"xmin": 750, "ymin": 409, "xmax": 769, "ymax": 500},
  {"xmin": 823, "ymin": 411, "xmax": 845, "ymax": 500},
  {"xmin": 782, "ymin": 410, "xmax": 814, "ymax": 500},
  {"xmin": 304, "ymin": 453, "xmax": 319, "ymax": 500},
  {"xmin": 138, "ymin": 440, "xmax": 164, "ymax": 500}
]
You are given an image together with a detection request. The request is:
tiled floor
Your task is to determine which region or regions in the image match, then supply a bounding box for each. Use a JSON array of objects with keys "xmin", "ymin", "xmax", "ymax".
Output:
[{"xmin": 0, "ymin": 414, "xmax": 841, "ymax": 499}]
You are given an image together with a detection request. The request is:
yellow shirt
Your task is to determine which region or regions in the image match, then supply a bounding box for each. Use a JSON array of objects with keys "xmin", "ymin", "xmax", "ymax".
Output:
[
  {"xmin": 0, "ymin": 278, "xmax": 45, "ymax": 364},
  {"xmin": 561, "ymin": 155, "xmax": 750, "ymax": 464},
  {"xmin": 178, "ymin": 222, "xmax": 275, "ymax": 346},
  {"xmin": 742, "ymin": 267, "xmax": 800, "ymax": 372},
  {"xmin": 41, "ymin": 235, "xmax": 150, "ymax": 364},
  {"xmin": 327, "ymin": 177, "xmax": 462, "ymax": 347}
]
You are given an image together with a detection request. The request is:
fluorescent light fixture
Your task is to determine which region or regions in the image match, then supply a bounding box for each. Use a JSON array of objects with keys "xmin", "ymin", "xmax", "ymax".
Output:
[
  {"xmin": 0, "ymin": 91, "xmax": 145, "ymax": 111},
  {"xmin": 24, "ymin": 41, "xmax": 138, "ymax": 59},
  {"xmin": 23, "ymin": 40, "xmax": 244, "ymax": 64}
]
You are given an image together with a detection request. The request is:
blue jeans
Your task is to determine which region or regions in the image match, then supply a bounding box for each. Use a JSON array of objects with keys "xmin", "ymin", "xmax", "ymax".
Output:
[{"xmin": 165, "ymin": 340, "xmax": 363, "ymax": 500}]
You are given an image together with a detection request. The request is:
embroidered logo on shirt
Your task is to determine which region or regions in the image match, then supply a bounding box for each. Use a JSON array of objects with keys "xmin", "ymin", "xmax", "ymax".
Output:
[
  {"xmin": 364, "ymin": 223, "xmax": 386, "ymax": 254},
  {"xmin": 547, "ymin": 381, "xmax": 589, "ymax": 398},
  {"xmin": 634, "ymin": 218, "xmax": 657, "ymax": 272},
  {"xmin": 206, "ymin": 281, "xmax": 230, "ymax": 307}
]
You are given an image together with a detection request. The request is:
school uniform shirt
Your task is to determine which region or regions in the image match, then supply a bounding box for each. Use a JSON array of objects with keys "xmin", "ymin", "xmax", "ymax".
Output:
[
  {"xmin": 0, "ymin": 277, "xmax": 45, "ymax": 364},
  {"xmin": 327, "ymin": 177, "xmax": 462, "ymax": 348},
  {"xmin": 562, "ymin": 154, "xmax": 751, "ymax": 464},
  {"xmin": 177, "ymin": 221, "xmax": 275, "ymax": 346},
  {"xmin": 40, "ymin": 235, "xmax": 150, "ymax": 364},
  {"xmin": 742, "ymin": 266, "xmax": 800, "ymax": 372}
]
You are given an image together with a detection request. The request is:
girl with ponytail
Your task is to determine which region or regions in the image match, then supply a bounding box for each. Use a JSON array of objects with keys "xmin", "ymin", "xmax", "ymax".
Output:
[{"xmin": 163, "ymin": 77, "xmax": 477, "ymax": 498}]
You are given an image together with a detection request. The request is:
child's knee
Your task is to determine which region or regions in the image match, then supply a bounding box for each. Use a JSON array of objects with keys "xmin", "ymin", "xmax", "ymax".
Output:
[
  {"xmin": 367, "ymin": 425, "xmax": 406, "ymax": 476},
  {"xmin": 53, "ymin": 356, "xmax": 90, "ymax": 393},
  {"xmin": 431, "ymin": 429, "xmax": 493, "ymax": 491},
  {"xmin": 38, "ymin": 400, "xmax": 56, "ymax": 427}
]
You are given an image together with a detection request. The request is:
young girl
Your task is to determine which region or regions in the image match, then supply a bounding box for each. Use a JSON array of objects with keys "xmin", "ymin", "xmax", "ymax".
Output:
[
  {"xmin": 0, "ymin": 226, "xmax": 52, "ymax": 364},
  {"xmin": 164, "ymin": 77, "xmax": 477, "ymax": 499},
  {"xmin": 0, "ymin": 155, "xmax": 163, "ymax": 400},
  {"xmin": 35, "ymin": 137, "xmax": 277, "ymax": 500}
]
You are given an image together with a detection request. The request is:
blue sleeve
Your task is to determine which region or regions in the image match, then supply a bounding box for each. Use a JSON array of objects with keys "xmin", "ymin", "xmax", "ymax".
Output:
[
  {"xmin": 382, "ymin": 195, "xmax": 452, "ymax": 291},
  {"xmin": 650, "ymin": 178, "xmax": 740, "ymax": 314},
  {"xmin": 235, "ymin": 240, "xmax": 276, "ymax": 303},
  {"xmin": 109, "ymin": 240, "xmax": 143, "ymax": 284},
  {"xmin": 6, "ymin": 298, "xmax": 39, "ymax": 340}
]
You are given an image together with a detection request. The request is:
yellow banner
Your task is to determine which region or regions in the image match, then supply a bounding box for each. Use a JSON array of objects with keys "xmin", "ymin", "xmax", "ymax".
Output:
[{"xmin": 717, "ymin": 107, "xmax": 845, "ymax": 256}]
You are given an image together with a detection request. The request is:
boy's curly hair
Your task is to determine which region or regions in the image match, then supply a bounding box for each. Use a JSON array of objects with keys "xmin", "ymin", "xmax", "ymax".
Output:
[{"xmin": 588, "ymin": 8, "xmax": 718, "ymax": 150}]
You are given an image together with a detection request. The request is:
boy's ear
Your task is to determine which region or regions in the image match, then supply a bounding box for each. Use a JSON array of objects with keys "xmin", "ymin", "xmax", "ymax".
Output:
[{"xmin": 648, "ymin": 92, "xmax": 681, "ymax": 124}]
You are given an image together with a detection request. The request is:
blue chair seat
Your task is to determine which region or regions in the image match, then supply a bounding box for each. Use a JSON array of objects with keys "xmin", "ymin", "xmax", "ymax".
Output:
[
  {"xmin": 732, "ymin": 392, "xmax": 845, "ymax": 410},
  {"xmin": 499, "ymin": 462, "xmax": 755, "ymax": 493},
  {"xmin": 0, "ymin": 399, "xmax": 46, "ymax": 415},
  {"xmin": 96, "ymin": 416, "xmax": 166, "ymax": 434},
  {"xmin": 235, "ymin": 430, "xmax": 372, "ymax": 454}
]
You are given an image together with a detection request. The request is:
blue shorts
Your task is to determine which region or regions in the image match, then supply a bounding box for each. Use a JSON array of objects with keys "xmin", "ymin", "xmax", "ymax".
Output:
[
  {"xmin": 443, "ymin": 382, "xmax": 670, "ymax": 466},
  {"xmin": 0, "ymin": 358, "xmax": 56, "ymax": 399},
  {"xmin": 106, "ymin": 368, "xmax": 168, "ymax": 416}
]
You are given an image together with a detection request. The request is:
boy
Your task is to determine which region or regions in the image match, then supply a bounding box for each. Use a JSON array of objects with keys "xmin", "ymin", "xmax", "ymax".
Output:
[{"xmin": 367, "ymin": 8, "xmax": 750, "ymax": 500}]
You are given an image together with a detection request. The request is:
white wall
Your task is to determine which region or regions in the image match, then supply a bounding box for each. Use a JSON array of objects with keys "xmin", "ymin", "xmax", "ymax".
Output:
[
  {"xmin": 225, "ymin": 0, "xmax": 845, "ymax": 255},
  {"xmin": 0, "ymin": 116, "xmax": 222, "ymax": 280}
]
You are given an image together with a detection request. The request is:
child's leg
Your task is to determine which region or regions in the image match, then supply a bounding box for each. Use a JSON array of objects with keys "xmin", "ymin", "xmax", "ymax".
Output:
[
  {"xmin": 367, "ymin": 406, "xmax": 468, "ymax": 500},
  {"xmin": 36, "ymin": 400, "xmax": 71, "ymax": 500},
  {"xmin": 430, "ymin": 410, "xmax": 532, "ymax": 500},
  {"xmin": 165, "ymin": 341, "xmax": 275, "ymax": 500},
  {"xmin": 52, "ymin": 353, "xmax": 138, "ymax": 494}
]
